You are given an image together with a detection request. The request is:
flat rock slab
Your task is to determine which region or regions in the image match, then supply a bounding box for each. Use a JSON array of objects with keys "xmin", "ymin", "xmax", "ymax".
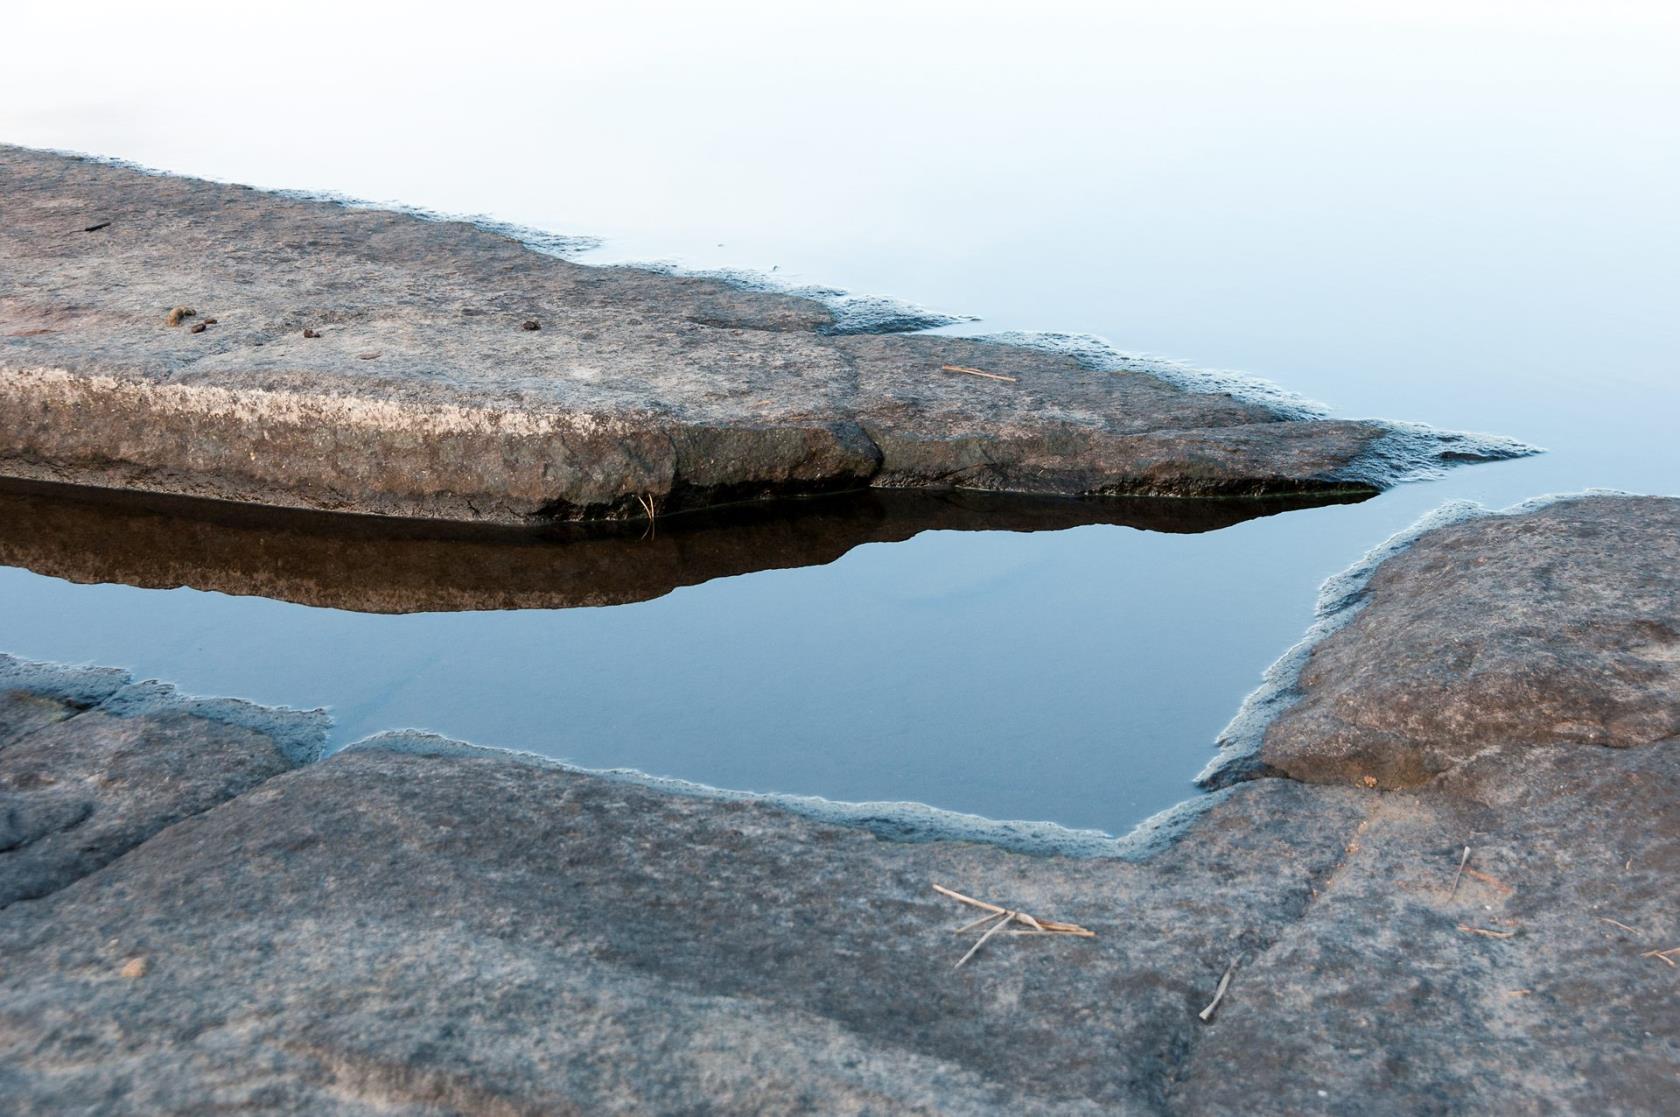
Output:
[
  {"xmin": 0, "ymin": 495, "xmax": 1672, "ymax": 1115},
  {"xmin": 1, "ymin": 147, "xmax": 1526, "ymax": 524}
]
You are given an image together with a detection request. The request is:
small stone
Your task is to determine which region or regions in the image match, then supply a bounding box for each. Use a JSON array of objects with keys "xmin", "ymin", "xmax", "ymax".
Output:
[
  {"xmin": 189, "ymin": 323, "xmax": 207, "ymax": 334},
  {"xmin": 302, "ymin": 329, "xmax": 320, "ymax": 339},
  {"xmin": 357, "ymin": 352, "xmax": 381, "ymax": 361},
  {"xmin": 521, "ymin": 320, "xmax": 540, "ymax": 331},
  {"xmin": 164, "ymin": 306, "xmax": 195, "ymax": 327},
  {"xmin": 203, "ymin": 318, "xmax": 218, "ymax": 325},
  {"xmin": 119, "ymin": 957, "xmax": 149, "ymax": 979}
]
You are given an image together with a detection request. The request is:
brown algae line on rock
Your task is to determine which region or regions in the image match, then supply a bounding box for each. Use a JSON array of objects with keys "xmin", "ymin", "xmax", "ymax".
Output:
[{"xmin": 0, "ymin": 144, "xmax": 1539, "ymax": 524}]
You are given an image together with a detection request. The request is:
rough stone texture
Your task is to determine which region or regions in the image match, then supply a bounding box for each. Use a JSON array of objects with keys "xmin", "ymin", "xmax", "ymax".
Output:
[
  {"xmin": 0, "ymin": 743, "xmax": 1370, "ymax": 1116},
  {"xmin": 0, "ymin": 663, "xmax": 324, "ymax": 909},
  {"xmin": 0, "ymin": 146, "xmax": 1523, "ymax": 525},
  {"xmin": 0, "ymin": 494, "xmax": 1673, "ymax": 1115},
  {"xmin": 0, "ymin": 476, "xmax": 1365, "ymax": 613},
  {"xmin": 1252, "ymin": 495, "xmax": 1680, "ymax": 788},
  {"xmin": 1178, "ymin": 738, "xmax": 1679, "ymax": 1115}
]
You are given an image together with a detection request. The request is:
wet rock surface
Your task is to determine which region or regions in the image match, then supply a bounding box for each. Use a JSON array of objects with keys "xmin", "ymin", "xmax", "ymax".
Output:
[
  {"xmin": 0, "ymin": 147, "xmax": 1526, "ymax": 525},
  {"xmin": 0, "ymin": 501, "xmax": 1673, "ymax": 1114}
]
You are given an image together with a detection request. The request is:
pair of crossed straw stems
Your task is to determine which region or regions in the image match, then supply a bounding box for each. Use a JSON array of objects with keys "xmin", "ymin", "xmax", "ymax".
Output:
[{"xmin": 933, "ymin": 884, "xmax": 1096, "ymax": 969}]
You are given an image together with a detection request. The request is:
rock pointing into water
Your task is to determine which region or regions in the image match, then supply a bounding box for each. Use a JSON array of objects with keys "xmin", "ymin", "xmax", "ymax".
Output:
[
  {"xmin": 0, "ymin": 146, "xmax": 1531, "ymax": 524},
  {"xmin": 0, "ymin": 493, "xmax": 1672, "ymax": 1113}
]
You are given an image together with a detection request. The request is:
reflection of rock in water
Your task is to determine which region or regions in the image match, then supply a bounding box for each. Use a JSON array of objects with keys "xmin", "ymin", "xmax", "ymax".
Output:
[{"xmin": 0, "ymin": 477, "xmax": 1367, "ymax": 614}]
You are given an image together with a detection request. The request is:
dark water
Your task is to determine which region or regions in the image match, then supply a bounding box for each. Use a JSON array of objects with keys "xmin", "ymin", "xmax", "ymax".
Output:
[
  {"xmin": 0, "ymin": 454, "xmax": 1603, "ymax": 835},
  {"xmin": 2, "ymin": 5, "xmax": 1677, "ymax": 835}
]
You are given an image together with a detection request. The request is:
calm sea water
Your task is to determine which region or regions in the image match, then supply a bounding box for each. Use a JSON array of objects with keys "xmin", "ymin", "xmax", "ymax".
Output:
[{"xmin": 2, "ymin": 2, "xmax": 1676, "ymax": 834}]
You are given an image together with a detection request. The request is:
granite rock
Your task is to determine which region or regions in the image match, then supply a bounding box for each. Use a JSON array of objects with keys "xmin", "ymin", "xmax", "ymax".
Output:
[
  {"xmin": 0, "ymin": 146, "xmax": 1529, "ymax": 525},
  {"xmin": 0, "ymin": 657, "xmax": 326, "ymax": 908},
  {"xmin": 1237, "ymin": 495, "xmax": 1680, "ymax": 789}
]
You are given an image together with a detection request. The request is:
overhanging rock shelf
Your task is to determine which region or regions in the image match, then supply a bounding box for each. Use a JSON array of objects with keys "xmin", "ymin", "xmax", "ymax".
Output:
[{"xmin": 2, "ymin": 146, "xmax": 1531, "ymax": 524}]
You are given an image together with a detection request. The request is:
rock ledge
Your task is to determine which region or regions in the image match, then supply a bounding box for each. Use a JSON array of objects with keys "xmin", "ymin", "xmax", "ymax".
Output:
[{"xmin": 1, "ymin": 146, "xmax": 1532, "ymax": 524}]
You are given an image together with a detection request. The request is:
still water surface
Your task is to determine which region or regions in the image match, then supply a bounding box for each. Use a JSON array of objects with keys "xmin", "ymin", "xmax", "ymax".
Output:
[{"xmin": 2, "ymin": 2, "xmax": 1676, "ymax": 833}]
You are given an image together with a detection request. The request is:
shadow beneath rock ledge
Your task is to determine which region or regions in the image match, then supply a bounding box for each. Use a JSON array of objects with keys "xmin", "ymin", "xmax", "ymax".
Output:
[{"xmin": 0, "ymin": 478, "xmax": 1371, "ymax": 614}]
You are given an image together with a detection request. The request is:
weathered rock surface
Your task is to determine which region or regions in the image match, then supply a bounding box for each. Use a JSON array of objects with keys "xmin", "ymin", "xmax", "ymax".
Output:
[
  {"xmin": 0, "ymin": 476, "xmax": 1365, "ymax": 613},
  {"xmin": 0, "ymin": 494, "xmax": 1673, "ymax": 1115},
  {"xmin": 1216, "ymin": 494, "xmax": 1680, "ymax": 788},
  {"xmin": 0, "ymin": 147, "xmax": 1528, "ymax": 524},
  {"xmin": 1178, "ymin": 738, "xmax": 1678, "ymax": 1115},
  {"xmin": 0, "ymin": 657, "xmax": 325, "ymax": 908}
]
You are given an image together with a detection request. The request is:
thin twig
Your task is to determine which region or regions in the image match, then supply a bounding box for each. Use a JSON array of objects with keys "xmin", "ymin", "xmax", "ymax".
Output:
[
  {"xmin": 1448, "ymin": 846, "xmax": 1471, "ymax": 901},
  {"xmin": 933, "ymin": 884, "xmax": 1096, "ymax": 936},
  {"xmin": 940, "ymin": 364, "xmax": 1018, "ymax": 383},
  {"xmin": 934, "ymin": 884, "xmax": 1005, "ymax": 915},
  {"xmin": 1199, "ymin": 959, "xmax": 1238, "ymax": 1022},
  {"xmin": 1001, "ymin": 920, "xmax": 1081, "ymax": 933},
  {"xmin": 1462, "ymin": 867, "xmax": 1514, "ymax": 894},
  {"xmin": 1458, "ymin": 924, "xmax": 1517, "ymax": 940},
  {"xmin": 953, "ymin": 910, "xmax": 1010, "ymax": 935},
  {"xmin": 955, "ymin": 910, "xmax": 1017, "ymax": 969},
  {"xmin": 933, "ymin": 883, "xmax": 1097, "ymax": 969},
  {"xmin": 1599, "ymin": 918, "xmax": 1643, "ymax": 935},
  {"xmin": 1641, "ymin": 947, "xmax": 1680, "ymax": 968}
]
